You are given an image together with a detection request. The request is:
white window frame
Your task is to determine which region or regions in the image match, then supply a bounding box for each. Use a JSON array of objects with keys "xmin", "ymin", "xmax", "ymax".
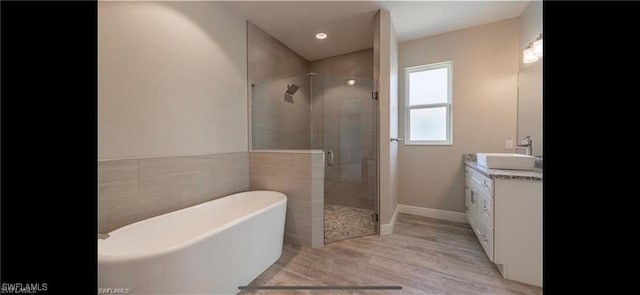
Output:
[{"xmin": 404, "ymin": 61, "xmax": 453, "ymax": 145}]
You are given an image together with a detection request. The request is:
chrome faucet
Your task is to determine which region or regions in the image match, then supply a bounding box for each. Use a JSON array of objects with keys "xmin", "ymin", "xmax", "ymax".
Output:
[{"xmin": 516, "ymin": 136, "xmax": 533, "ymax": 156}]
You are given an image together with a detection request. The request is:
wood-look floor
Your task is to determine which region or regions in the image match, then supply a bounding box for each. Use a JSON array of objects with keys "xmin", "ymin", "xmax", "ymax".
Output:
[{"xmin": 239, "ymin": 213, "xmax": 542, "ymax": 295}]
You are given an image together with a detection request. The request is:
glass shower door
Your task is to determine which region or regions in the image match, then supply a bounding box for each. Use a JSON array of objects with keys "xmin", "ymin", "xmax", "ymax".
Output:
[{"xmin": 320, "ymin": 74, "xmax": 377, "ymax": 244}]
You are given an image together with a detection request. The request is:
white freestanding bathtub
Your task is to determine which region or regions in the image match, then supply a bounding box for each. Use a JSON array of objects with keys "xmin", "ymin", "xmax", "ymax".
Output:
[{"xmin": 98, "ymin": 191, "xmax": 287, "ymax": 295}]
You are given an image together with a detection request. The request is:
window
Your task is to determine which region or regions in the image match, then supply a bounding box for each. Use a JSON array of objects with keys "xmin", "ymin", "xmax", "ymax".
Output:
[{"xmin": 405, "ymin": 61, "xmax": 452, "ymax": 145}]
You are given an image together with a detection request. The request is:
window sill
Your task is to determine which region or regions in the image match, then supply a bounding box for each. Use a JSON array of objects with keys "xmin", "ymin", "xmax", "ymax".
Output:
[{"xmin": 404, "ymin": 141, "xmax": 452, "ymax": 146}]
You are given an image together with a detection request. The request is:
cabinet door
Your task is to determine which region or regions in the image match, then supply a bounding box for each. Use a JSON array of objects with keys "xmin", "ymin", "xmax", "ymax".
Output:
[
  {"xmin": 479, "ymin": 190, "xmax": 493, "ymax": 230},
  {"xmin": 465, "ymin": 186, "xmax": 471, "ymax": 222},
  {"xmin": 477, "ymin": 214, "xmax": 494, "ymax": 261},
  {"xmin": 465, "ymin": 167, "xmax": 473, "ymax": 225},
  {"xmin": 468, "ymin": 187, "xmax": 478, "ymax": 231}
]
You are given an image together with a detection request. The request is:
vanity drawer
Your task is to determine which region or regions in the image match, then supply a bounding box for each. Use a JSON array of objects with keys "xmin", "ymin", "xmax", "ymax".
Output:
[
  {"xmin": 470, "ymin": 177, "xmax": 493, "ymax": 230},
  {"xmin": 478, "ymin": 190, "xmax": 493, "ymax": 229},
  {"xmin": 477, "ymin": 216, "xmax": 494, "ymax": 261},
  {"xmin": 469, "ymin": 169, "xmax": 492, "ymax": 196}
]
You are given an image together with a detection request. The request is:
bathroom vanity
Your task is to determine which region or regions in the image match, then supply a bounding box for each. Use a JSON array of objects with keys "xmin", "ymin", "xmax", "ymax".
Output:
[{"xmin": 463, "ymin": 154, "xmax": 542, "ymax": 287}]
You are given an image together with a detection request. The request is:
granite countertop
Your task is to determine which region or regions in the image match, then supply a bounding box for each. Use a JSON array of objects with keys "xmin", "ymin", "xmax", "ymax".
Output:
[{"xmin": 463, "ymin": 154, "xmax": 543, "ymax": 181}]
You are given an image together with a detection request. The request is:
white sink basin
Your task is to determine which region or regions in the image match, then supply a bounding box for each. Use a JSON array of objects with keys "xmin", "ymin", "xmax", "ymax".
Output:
[{"xmin": 476, "ymin": 153, "xmax": 535, "ymax": 171}]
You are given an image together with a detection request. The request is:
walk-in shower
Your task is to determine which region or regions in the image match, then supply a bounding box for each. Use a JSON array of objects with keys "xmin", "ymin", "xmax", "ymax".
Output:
[{"xmin": 251, "ymin": 73, "xmax": 378, "ymax": 244}]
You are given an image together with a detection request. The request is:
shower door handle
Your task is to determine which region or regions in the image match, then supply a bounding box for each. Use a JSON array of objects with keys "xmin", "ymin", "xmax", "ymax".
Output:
[{"xmin": 327, "ymin": 150, "xmax": 334, "ymax": 166}]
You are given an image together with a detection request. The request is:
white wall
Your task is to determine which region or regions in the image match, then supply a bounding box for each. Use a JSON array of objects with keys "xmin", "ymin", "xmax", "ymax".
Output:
[
  {"xmin": 389, "ymin": 20, "xmax": 399, "ymax": 225},
  {"xmin": 519, "ymin": 1, "xmax": 542, "ymax": 70},
  {"xmin": 98, "ymin": 1, "xmax": 248, "ymax": 160},
  {"xmin": 518, "ymin": 1, "xmax": 543, "ymax": 155},
  {"xmin": 398, "ymin": 18, "xmax": 520, "ymax": 212}
]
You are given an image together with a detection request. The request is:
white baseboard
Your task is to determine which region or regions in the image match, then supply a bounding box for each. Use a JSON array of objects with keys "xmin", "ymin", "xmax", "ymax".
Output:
[
  {"xmin": 397, "ymin": 204, "xmax": 468, "ymax": 224},
  {"xmin": 380, "ymin": 204, "xmax": 466, "ymax": 236},
  {"xmin": 380, "ymin": 205, "xmax": 399, "ymax": 236}
]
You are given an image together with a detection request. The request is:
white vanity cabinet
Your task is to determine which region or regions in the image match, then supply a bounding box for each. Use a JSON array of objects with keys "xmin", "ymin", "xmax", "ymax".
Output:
[
  {"xmin": 465, "ymin": 165, "xmax": 543, "ymax": 287},
  {"xmin": 465, "ymin": 166, "xmax": 494, "ymax": 261}
]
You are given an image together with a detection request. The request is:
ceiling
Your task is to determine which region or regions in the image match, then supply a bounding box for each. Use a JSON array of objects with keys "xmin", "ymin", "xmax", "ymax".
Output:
[{"xmin": 222, "ymin": 1, "xmax": 531, "ymax": 61}]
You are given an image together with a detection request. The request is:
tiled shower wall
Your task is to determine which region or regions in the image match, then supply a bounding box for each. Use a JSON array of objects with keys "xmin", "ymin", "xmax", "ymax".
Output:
[
  {"xmin": 310, "ymin": 48, "xmax": 375, "ymax": 150},
  {"xmin": 248, "ymin": 22, "xmax": 312, "ymax": 150},
  {"xmin": 247, "ymin": 22, "xmax": 309, "ymax": 84},
  {"xmin": 310, "ymin": 48, "xmax": 374, "ymax": 80},
  {"xmin": 98, "ymin": 152, "xmax": 249, "ymax": 233},
  {"xmin": 251, "ymin": 76, "xmax": 311, "ymax": 149},
  {"xmin": 249, "ymin": 151, "xmax": 324, "ymax": 248},
  {"xmin": 247, "ymin": 21, "xmax": 377, "ymax": 216},
  {"xmin": 248, "ymin": 22, "xmax": 376, "ymax": 154}
]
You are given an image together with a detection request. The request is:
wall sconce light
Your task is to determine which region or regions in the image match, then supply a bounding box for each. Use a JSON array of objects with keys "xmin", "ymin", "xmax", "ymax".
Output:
[
  {"xmin": 523, "ymin": 43, "xmax": 538, "ymax": 64},
  {"xmin": 533, "ymin": 33, "xmax": 543, "ymax": 57},
  {"xmin": 523, "ymin": 33, "xmax": 543, "ymax": 64}
]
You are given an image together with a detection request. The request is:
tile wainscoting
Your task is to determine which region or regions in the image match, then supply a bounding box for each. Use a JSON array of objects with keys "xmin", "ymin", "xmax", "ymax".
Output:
[
  {"xmin": 98, "ymin": 152, "xmax": 249, "ymax": 233},
  {"xmin": 249, "ymin": 150, "xmax": 325, "ymax": 248}
]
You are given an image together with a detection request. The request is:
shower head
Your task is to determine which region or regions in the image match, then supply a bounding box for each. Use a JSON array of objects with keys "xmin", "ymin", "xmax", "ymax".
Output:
[{"xmin": 286, "ymin": 84, "xmax": 300, "ymax": 95}]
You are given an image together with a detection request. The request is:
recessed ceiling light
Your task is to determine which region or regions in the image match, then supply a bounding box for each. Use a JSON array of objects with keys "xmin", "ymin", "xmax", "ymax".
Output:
[{"xmin": 315, "ymin": 33, "xmax": 327, "ymax": 40}]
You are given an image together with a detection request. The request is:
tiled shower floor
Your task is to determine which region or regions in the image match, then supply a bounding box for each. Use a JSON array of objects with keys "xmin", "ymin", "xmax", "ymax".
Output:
[{"xmin": 324, "ymin": 204, "xmax": 375, "ymax": 243}]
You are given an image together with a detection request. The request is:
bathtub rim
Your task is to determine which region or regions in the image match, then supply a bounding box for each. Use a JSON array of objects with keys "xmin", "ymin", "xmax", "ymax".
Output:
[{"xmin": 98, "ymin": 190, "xmax": 286, "ymax": 263}]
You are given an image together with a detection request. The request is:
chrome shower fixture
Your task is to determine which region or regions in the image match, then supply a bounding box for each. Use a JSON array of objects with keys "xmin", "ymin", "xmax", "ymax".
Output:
[
  {"xmin": 284, "ymin": 83, "xmax": 300, "ymax": 103},
  {"xmin": 286, "ymin": 83, "xmax": 300, "ymax": 95}
]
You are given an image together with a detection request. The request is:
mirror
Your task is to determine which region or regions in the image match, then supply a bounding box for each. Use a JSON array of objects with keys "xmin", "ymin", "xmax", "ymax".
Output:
[{"xmin": 517, "ymin": 60, "xmax": 542, "ymax": 156}]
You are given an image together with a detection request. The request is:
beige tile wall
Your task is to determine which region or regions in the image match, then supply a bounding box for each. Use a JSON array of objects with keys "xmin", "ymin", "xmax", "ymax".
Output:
[
  {"xmin": 249, "ymin": 151, "xmax": 324, "ymax": 247},
  {"xmin": 247, "ymin": 22, "xmax": 309, "ymax": 85},
  {"xmin": 252, "ymin": 75, "xmax": 311, "ymax": 149},
  {"xmin": 98, "ymin": 152, "xmax": 249, "ymax": 233},
  {"xmin": 247, "ymin": 24, "xmax": 377, "ymax": 221},
  {"xmin": 248, "ymin": 24, "xmax": 374, "ymax": 153},
  {"xmin": 248, "ymin": 22, "xmax": 312, "ymax": 150},
  {"xmin": 310, "ymin": 48, "xmax": 374, "ymax": 80},
  {"xmin": 310, "ymin": 75, "xmax": 324, "ymax": 150}
]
